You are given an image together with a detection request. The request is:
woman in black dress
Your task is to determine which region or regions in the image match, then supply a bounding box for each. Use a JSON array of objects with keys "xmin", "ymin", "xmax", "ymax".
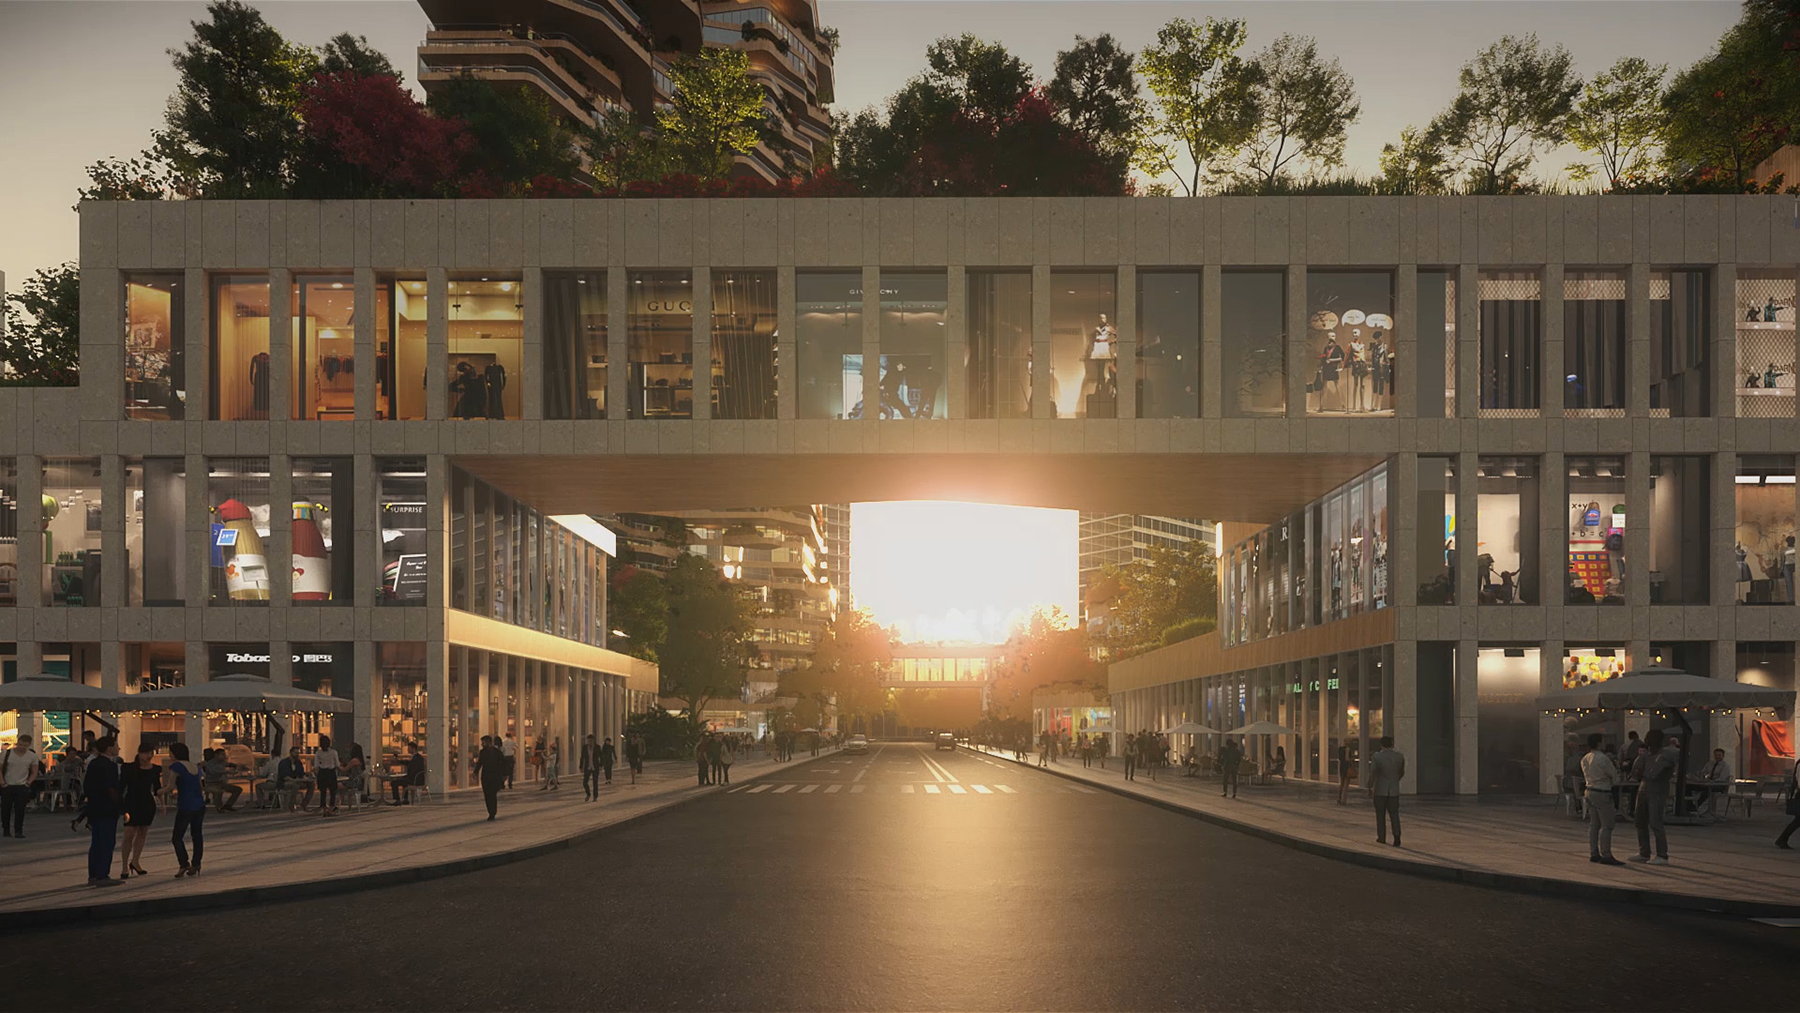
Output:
[{"xmin": 118, "ymin": 743, "xmax": 163, "ymax": 879}]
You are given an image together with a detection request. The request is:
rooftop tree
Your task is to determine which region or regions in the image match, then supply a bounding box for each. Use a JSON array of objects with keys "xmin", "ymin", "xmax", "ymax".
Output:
[
  {"xmin": 1, "ymin": 264, "xmax": 81, "ymax": 387},
  {"xmin": 1046, "ymin": 33, "xmax": 1143, "ymax": 169},
  {"xmin": 1134, "ymin": 16, "xmax": 1259, "ymax": 196},
  {"xmin": 1376, "ymin": 125, "xmax": 1453, "ymax": 195},
  {"xmin": 657, "ymin": 48, "xmax": 767, "ymax": 180},
  {"xmin": 292, "ymin": 71, "xmax": 478, "ymax": 199},
  {"xmin": 1663, "ymin": 1, "xmax": 1800, "ymax": 190},
  {"xmin": 428, "ymin": 74, "xmax": 582, "ymax": 191},
  {"xmin": 1235, "ymin": 34, "xmax": 1360, "ymax": 190},
  {"xmin": 1565, "ymin": 57, "xmax": 1667, "ymax": 192},
  {"xmin": 1428, "ymin": 34, "xmax": 1582, "ymax": 194},
  {"xmin": 318, "ymin": 31, "xmax": 400, "ymax": 80}
]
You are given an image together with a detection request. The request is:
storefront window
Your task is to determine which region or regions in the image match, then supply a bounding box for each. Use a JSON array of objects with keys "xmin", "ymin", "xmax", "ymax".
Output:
[
  {"xmin": 1419, "ymin": 270, "xmax": 1456, "ymax": 417},
  {"xmin": 1735, "ymin": 269, "xmax": 1795, "ymax": 418},
  {"xmin": 1416, "ymin": 456, "xmax": 1456, "ymax": 604},
  {"xmin": 1049, "ymin": 272, "xmax": 1117, "ymax": 419},
  {"xmin": 1476, "ymin": 457, "xmax": 1539, "ymax": 605},
  {"xmin": 382, "ymin": 278, "xmax": 426, "ymax": 420},
  {"xmin": 966, "ymin": 271, "xmax": 1031, "ymax": 419},
  {"xmin": 1136, "ymin": 271, "xmax": 1200, "ymax": 418},
  {"xmin": 378, "ymin": 458, "xmax": 427, "ymax": 606},
  {"xmin": 0, "ymin": 461, "xmax": 14, "ymax": 608},
  {"xmin": 1563, "ymin": 646, "xmax": 1628, "ymax": 688},
  {"xmin": 378, "ymin": 642, "xmax": 427, "ymax": 767},
  {"xmin": 1476, "ymin": 646, "xmax": 1539, "ymax": 794},
  {"xmin": 1651, "ymin": 268, "xmax": 1710, "ymax": 418},
  {"xmin": 795, "ymin": 272, "xmax": 862, "ymax": 419},
  {"xmin": 291, "ymin": 458, "xmax": 354, "ymax": 605},
  {"xmin": 1221, "ymin": 271, "xmax": 1285, "ymax": 417},
  {"xmin": 41, "ymin": 459, "xmax": 101, "ymax": 607},
  {"xmin": 1566, "ymin": 455, "xmax": 1627, "ymax": 604},
  {"xmin": 126, "ymin": 458, "xmax": 185, "ymax": 607},
  {"xmin": 1305, "ymin": 271, "xmax": 1393, "ymax": 416},
  {"xmin": 210, "ymin": 276, "xmax": 271, "ymax": 421},
  {"xmin": 124, "ymin": 274, "xmax": 185, "ymax": 420},
  {"xmin": 1479, "ymin": 270, "xmax": 1541, "ymax": 416},
  {"xmin": 713, "ymin": 270, "xmax": 777, "ymax": 420},
  {"xmin": 1734, "ymin": 456, "xmax": 1796, "ymax": 604},
  {"xmin": 447, "ymin": 278, "xmax": 522, "ymax": 420},
  {"xmin": 1323, "ymin": 489, "xmax": 1345, "ymax": 621},
  {"xmin": 124, "ymin": 643, "xmax": 186, "ymax": 752},
  {"xmin": 1370, "ymin": 465, "xmax": 1389, "ymax": 611},
  {"xmin": 875, "ymin": 272, "xmax": 948, "ymax": 421},
  {"xmin": 628, "ymin": 271, "xmax": 694, "ymax": 419},
  {"xmin": 544, "ymin": 271, "xmax": 606, "ymax": 419},
  {"xmin": 208, "ymin": 457, "xmax": 271, "ymax": 605},
  {"xmin": 1649, "ymin": 456, "xmax": 1709, "ymax": 604},
  {"xmin": 1563, "ymin": 270, "xmax": 1626, "ymax": 416},
  {"xmin": 291, "ymin": 277, "xmax": 356, "ymax": 420}
]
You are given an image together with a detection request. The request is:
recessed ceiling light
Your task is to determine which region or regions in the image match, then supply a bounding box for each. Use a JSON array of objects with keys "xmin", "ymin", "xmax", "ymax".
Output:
[{"xmin": 331, "ymin": 282, "xmax": 344, "ymax": 289}]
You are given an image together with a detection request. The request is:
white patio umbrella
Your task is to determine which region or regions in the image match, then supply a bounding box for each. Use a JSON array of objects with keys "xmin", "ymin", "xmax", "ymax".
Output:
[
  {"xmin": 0, "ymin": 676, "xmax": 130, "ymax": 734},
  {"xmin": 1226, "ymin": 720, "xmax": 1297, "ymax": 736},
  {"xmin": 126, "ymin": 674, "xmax": 352, "ymax": 714},
  {"xmin": 1162, "ymin": 721, "xmax": 1226, "ymax": 736},
  {"xmin": 1534, "ymin": 666, "xmax": 1792, "ymax": 713}
]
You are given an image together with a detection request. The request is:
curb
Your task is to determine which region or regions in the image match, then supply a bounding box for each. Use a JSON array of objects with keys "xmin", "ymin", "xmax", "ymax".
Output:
[
  {"xmin": 3, "ymin": 749, "xmax": 837, "ymax": 929},
  {"xmin": 969, "ymin": 745, "xmax": 1800, "ymax": 920}
]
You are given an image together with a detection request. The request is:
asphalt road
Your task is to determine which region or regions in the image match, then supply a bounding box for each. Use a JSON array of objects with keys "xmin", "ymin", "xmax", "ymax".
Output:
[{"xmin": 7, "ymin": 742, "xmax": 1795, "ymax": 1012}]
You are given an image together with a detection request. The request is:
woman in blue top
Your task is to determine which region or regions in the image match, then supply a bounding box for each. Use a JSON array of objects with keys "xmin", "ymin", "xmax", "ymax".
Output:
[{"xmin": 165, "ymin": 743, "xmax": 207, "ymax": 877}]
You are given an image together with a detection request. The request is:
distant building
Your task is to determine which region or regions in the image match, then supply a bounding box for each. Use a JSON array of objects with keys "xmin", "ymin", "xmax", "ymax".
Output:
[
  {"xmin": 1078, "ymin": 513, "xmax": 1213, "ymax": 620},
  {"xmin": 821, "ymin": 502, "xmax": 851, "ymax": 613}
]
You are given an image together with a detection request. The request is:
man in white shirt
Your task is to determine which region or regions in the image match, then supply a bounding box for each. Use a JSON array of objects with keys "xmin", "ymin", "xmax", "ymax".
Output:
[
  {"xmin": 1580, "ymin": 734, "xmax": 1623, "ymax": 865},
  {"xmin": 502, "ymin": 735, "xmax": 517, "ymax": 789},
  {"xmin": 1695, "ymin": 748, "xmax": 1733, "ymax": 816},
  {"xmin": 2, "ymin": 734, "xmax": 41, "ymax": 838}
]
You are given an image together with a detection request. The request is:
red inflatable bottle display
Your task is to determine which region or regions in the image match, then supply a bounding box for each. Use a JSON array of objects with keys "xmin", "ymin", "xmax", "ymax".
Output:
[{"xmin": 291, "ymin": 501, "xmax": 331, "ymax": 601}]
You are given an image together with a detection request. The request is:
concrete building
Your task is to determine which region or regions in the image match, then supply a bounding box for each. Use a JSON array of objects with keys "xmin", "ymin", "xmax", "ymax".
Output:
[
  {"xmin": 8, "ymin": 194, "xmax": 1799, "ymax": 803},
  {"xmin": 414, "ymin": 0, "xmax": 836, "ymax": 181},
  {"xmin": 1077, "ymin": 511, "xmax": 1212, "ymax": 622}
]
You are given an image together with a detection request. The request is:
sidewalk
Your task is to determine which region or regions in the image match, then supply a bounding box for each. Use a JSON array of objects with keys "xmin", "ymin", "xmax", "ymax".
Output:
[
  {"xmin": 970, "ymin": 743, "xmax": 1800, "ymax": 917},
  {"xmin": 0, "ymin": 750, "xmax": 825, "ymax": 925}
]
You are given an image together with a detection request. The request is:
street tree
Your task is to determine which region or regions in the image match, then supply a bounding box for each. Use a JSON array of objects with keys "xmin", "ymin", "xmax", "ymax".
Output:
[
  {"xmin": 1094, "ymin": 540, "xmax": 1219, "ymax": 658},
  {"xmin": 658, "ymin": 48, "xmax": 767, "ymax": 180},
  {"xmin": 1236, "ymin": 34, "xmax": 1360, "ymax": 189},
  {"xmin": 989, "ymin": 607, "xmax": 1101, "ymax": 720},
  {"xmin": 608, "ymin": 564, "xmax": 669, "ymax": 662},
  {"xmin": 2, "ymin": 264, "xmax": 81, "ymax": 386},
  {"xmin": 1428, "ymin": 35, "xmax": 1581, "ymax": 194},
  {"xmin": 1134, "ymin": 16, "xmax": 1259, "ymax": 196},
  {"xmin": 1565, "ymin": 57, "xmax": 1667, "ymax": 190},
  {"xmin": 787, "ymin": 609, "xmax": 892, "ymax": 730},
  {"xmin": 318, "ymin": 32, "xmax": 400, "ymax": 80},
  {"xmin": 1377, "ymin": 125, "xmax": 1453, "ymax": 195},
  {"xmin": 657, "ymin": 554, "xmax": 754, "ymax": 734},
  {"xmin": 1047, "ymin": 34, "xmax": 1142, "ymax": 164},
  {"xmin": 152, "ymin": 0, "xmax": 320, "ymax": 198}
]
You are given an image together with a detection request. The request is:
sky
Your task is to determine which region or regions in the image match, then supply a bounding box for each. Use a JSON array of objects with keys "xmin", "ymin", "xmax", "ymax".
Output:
[
  {"xmin": 851, "ymin": 501, "xmax": 1078, "ymax": 643},
  {"xmin": 0, "ymin": 1, "xmax": 1747, "ymax": 295}
]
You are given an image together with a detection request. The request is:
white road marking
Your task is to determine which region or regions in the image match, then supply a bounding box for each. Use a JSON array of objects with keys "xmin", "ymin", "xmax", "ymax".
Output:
[
  {"xmin": 850, "ymin": 784, "xmax": 865, "ymax": 793},
  {"xmin": 947, "ymin": 784, "xmax": 967, "ymax": 794},
  {"xmin": 923, "ymin": 784, "xmax": 941, "ymax": 794},
  {"xmin": 772, "ymin": 784, "xmax": 796, "ymax": 794},
  {"xmin": 901, "ymin": 784, "xmax": 915, "ymax": 793},
  {"xmin": 824, "ymin": 784, "xmax": 842, "ymax": 794},
  {"xmin": 799, "ymin": 784, "xmax": 819, "ymax": 793},
  {"xmin": 1753, "ymin": 918, "xmax": 1800, "ymax": 928},
  {"xmin": 971, "ymin": 784, "xmax": 992, "ymax": 794},
  {"xmin": 920, "ymin": 752, "xmax": 960, "ymax": 783},
  {"xmin": 747, "ymin": 784, "xmax": 772, "ymax": 793},
  {"xmin": 1067, "ymin": 784, "xmax": 1097, "ymax": 794},
  {"xmin": 996, "ymin": 784, "xmax": 1016, "ymax": 793}
]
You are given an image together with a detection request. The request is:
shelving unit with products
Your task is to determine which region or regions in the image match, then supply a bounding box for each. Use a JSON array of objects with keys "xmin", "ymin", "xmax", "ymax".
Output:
[{"xmin": 1736, "ymin": 271, "xmax": 1796, "ymax": 419}]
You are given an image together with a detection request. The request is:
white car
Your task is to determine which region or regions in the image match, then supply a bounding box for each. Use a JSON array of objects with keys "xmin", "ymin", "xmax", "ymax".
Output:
[
  {"xmin": 844, "ymin": 734, "xmax": 869, "ymax": 755},
  {"xmin": 935, "ymin": 731, "xmax": 955, "ymax": 751}
]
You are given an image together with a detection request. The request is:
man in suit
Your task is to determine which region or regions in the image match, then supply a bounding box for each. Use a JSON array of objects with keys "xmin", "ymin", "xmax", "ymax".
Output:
[
  {"xmin": 1219, "ymin": 738, "xmax": 1242, "ymax": 799},
  {"xmin": 83, "ymin": 736, "xmax": 123, "ymax": 886},
  {"xmin": 474, "ymin": 735, "xmax": 506, "ymax": 821},
  {"xmin": 1368, "ymin": 736, "xmax": 1407, "ymax": 847},
  {"xmin": 579, "ymin": 734, "xmax": 602, "ymax": 801}
]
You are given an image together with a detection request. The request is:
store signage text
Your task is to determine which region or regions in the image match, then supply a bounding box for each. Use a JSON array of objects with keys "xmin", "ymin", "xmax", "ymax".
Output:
[{"xmin": 224, "ymin": 651, "xmax": 335, "ymax": 664}]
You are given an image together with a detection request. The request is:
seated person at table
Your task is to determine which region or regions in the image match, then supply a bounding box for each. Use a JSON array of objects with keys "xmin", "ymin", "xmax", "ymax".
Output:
[
  {"xmin": 1694, "ymin": 748, "xmax": 1733, "ymax": 814},
  {"xmin": 200, "ymin": 748, "xmax": 243, "ymax": 812},
  {"xmin": 1270, "ymin": 745, "xmax": 1287, "ymax": 778},
  {"xmin": 275, "ymin": 747, "xmax": 314, "ymax": 812},
  {"xmin": 1181, "ymin": 746, "xmax": 1200, "ymax": 774},
  {"xmin": 390, "ymin": 743, "xmax": 427, "ymax": 804}
]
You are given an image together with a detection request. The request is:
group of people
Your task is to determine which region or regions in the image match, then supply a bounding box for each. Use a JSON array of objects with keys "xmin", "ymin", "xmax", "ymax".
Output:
[
  {"xmin": 33, "ymin": 735, "xmax": 215, "ymax": 887},
  {"xmin": 694, "ymin": 732, "xmax": 737, "ymax": 786},
  {"xmin": 1579, "ymin": 729, "xmax": 1800, "ymax": 863}
]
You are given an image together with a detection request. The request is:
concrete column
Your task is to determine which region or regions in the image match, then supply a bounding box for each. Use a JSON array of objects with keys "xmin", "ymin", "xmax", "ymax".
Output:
[
  {"xmin": 1395, "ymin": 266, "xmax": 1418, "ymax": 419},
  {"xmin": 1201, "ymin": 265, "xmax": 1222, "ymax": 418},
  {"xmin": 1456, "ymin": 264, "xmax": 1479, "ymax": 419},
  {"xmin": 863, "ymin": 265, "xmax": 882, "ymax": 423},
  {"xmin": 1712, "ymin": 265, "xmax": 1738, "ymax": 420},
  {"xmin": 1712, "ymin": 451, "xmax": 1740, "ymax": 609},
  {"xmin": 608, "ymin": 270, "xmax": 629, "ymax": 420},
  {"xmin": 1538, "ymin": 638, "xmax": 1565, "ymax": 795},
  {"xmin": 1031, "ymin": 265, "xmax": 1051, "ymax": 420},
  {"xmin": 186, "ymin": 268, "xmax": 208, "ymax": 421},
  {"xmin": 522, "ymin": 267, "xmax": 545, "ymax": 420},
  {"xmin": 1116, "ymin": 264, "xmax": 1136, "ymax": 419},
  {"xmin": 1456, "ymin": 451, "xmax": 1478, "ymax": 608},
  {"xmin": 692, "ymin": 268, "xmax": 712, "ymax": 421},
  {"xmin": 101, "ymin": 455, "xmax": 125, "ymax": 608},
  {"xmin": 1627, "ymin": 263, "xmax": 1652, "ymax": 419},
  {"xmin": 1627, "ymin": 450, "xmax": 1651, "ymax": 607},
  {"xmin": 184, "ymin": 639, "xmax": 208, "ymax": 749},
  {"xmin": 425, "ymin": 269, "xmax": 449, "ymax": 421},
  {"xmin": 1392, "ymin": 641, "xmax": 1417, "ymax": 793},
  {"xmin": 1541, "ymin": 264, "xmax": 1564, "ymax": 415},
  {"xmin": 354, "ymin": 638, "xmax": 377, "ymax": 764},
  {"xmin": 946, "ymin": 267, "xmax": 967, "ymax": 420},
  {"xmin": 269, "ymin": 454, "xmax": 292, "ymax": 608},
  {"xmin": 1455, "ymin": 638, "xmax": 1479, "ymax": 794},
  {"xmin": 185, "ymin": 454, "xmax": 209, "ymax": 607},
  {"xmin": 353, "ymin": 455, "xmax": 376, "ymax": 608},
  {"xmin": 427, "ymin": 638, "xmax": 448, "ymax": 794},
  {"xmin": 354, "ymin": 269, "xmax": 377, "ymax": 419},
  {"xmin": 777, "ymin": 266, "xmax": 796, "ymax": 420},
  {"xmin": 269, "ymin": 269, "xmax": 292, "ymax": 422},
  {"xmin": 110, "ymin": 642, "xmax": 139, "ymax": 751},
  {"xmin": 1394, "ymin": 453, "xmax": 1418, "ymax": 607},
  {"xmin": 17, "ymin": 455, "xmax": 42, "ymax": 610},
  {"xmin": 1285, "ymin": 264, "xmax": 1306, "ymax": 418},
  {"xmin": 1709, "ymin": 638, "xmax": 1738, "ymax": 770},
  {"xmin": 1540, "ymin": 451, "xmax": 1566, "ymax": 608}
]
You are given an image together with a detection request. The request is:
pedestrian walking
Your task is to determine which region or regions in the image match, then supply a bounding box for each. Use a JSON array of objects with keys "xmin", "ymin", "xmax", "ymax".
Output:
[
  {"xmin": 1630, "ymin": 729, "xmax": 1678, "ymax": 864},
  {"xmin": 83, "ymin": 735, "xmax": 123, "ymax": 887},
  {"xmin": 1219, "ymin": 738, "xmax": 1241, "ymax": 798},
  {"xmin": 1776, "ymin": 754, "xmax": 1800, "ymax": 849},
  {"xmin": 544, "ymin": 738, "xmax": 561, "ymax": 790},
  {"xmin": 625, "ymin": 732, "xmax": 643, "ymax": 784},
  {"xmin": 1, "ymin": 734, "xmax": 39, "ymax": 838},
  {"xmin": 1368, "ymin": 736, "xmax": 1406, "ymax": 847},
  {"xmin": 1079, "ymin": 735, "xmax": 1092, "ymax": 768},
  {"xmin": 1336, "ymin": 743, "xmax": 1352, "ymax": 805},
  {"xmin": 695, "ymin": 735, "xmax": 712, "ymax": 786},
  {"xmin": 502, "ymin": 734, "xmax": 517, "ymax": 789},
  {"xmin": 531, "ymin": 735, "xmax": 547, "ymax": 786},
  {"xmin": 580, "ymin": 735, "xmax": 603, "ymax": 800},
  {"xmin": 166, "ymin": 742, "xmax": 206, "ymax": 877},
  {"xmin": 474, "ymin": 735, "xmax": 506, "ymax": 820},
  {"xmin": 1122, "ymin": 733, "xmax": 1137, "ymax": 781},
  {"xmin": 117, "ymin": 743, "xmax": 162, "ymax": 880},
  {"xmin": 314, "ymin": 735, "xmax": 341, "ymax": 816},
  {"xmin": 600, "ymin": 736, "xmax": 616, "ymax": 786},
  {"xmin": 719, "ymin": 736, "xmax": 735, "ymax": 785},
  {"xmin": 1580, "ymin": 733, "xmax": 1624, "ymax": 865}
]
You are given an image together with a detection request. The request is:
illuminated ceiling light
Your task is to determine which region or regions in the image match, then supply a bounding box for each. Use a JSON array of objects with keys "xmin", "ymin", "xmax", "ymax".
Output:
[
  {"xmin": 501, "ymin": 281, "xmax": 515, "ymax": 292},
  {"xmin": 331, "ymin": 282, "xmax": 345, "ymax": 289}
]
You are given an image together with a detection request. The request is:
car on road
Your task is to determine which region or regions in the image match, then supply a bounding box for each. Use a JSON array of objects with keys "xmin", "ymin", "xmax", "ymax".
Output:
[
  {"xmin": 844, "ymin": 734, "xmax": 869, "ymax": 754},
  {"xmin": 935, "ymin": 731, "xmax": 955, "ymax": 751}
]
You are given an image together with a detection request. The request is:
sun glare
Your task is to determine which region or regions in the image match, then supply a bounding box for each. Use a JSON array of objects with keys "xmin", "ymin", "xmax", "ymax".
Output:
[{"xmin": 849, "ymin": 501, "xmax": 1078, "ymax": 644}]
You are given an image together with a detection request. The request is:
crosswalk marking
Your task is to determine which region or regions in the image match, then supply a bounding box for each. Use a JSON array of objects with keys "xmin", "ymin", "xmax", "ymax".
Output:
[
  {"xmin": 924, "ymin": 784, "xmax": 941, "ymax": 794},
  {"xmin": 971, "ymin": 784, "xmax": 992, "ymax": 794},
  {"xmin": 728, "ymin": 785, "xmax": 749, "ymax": 793},
  {"xmin": 772, "ymin": 784, "xmax": 796, "ymax": 793},
  {"xmin": 799, "ymin": 784, "xmax": 819, "ymax": 793},
  {"xmin": 996, "ymin": 784, "xmax": 1015, "ymax": 793},
  {"xmin": 901, "ymin": 784, "xmax": 915, "ymax": 793},
  {"xmin": 824, "ymin": 784, "xmax": 841, "ymax": 794},
  {"xmin": 850, "ymin": 784, "xmax": 865, "ymax": 793},
  {"xmin": 947, "ymin": 784, "xmax": 967, "ymax": 794},
  {"xmin": 747, "ymin": 784, "xmax": 772, "ymax": 793}
]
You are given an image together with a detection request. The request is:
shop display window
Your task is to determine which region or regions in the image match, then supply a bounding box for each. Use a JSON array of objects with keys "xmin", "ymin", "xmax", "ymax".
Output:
[
  {"xmin": 1734, "ymin": 645, "xmax": 1796, "ymax": 778},
  {"xmin": 125, "ymin": 643, "xmax": 187, "ymax": 753},
  {"xmin": 378, "ymin": 458, "xmax": 427, "ymax": 606},
  {"xmin": 878, "ymin": 272, "xmax": 948, "ymax": 420},
  {"xmin": 544, "ymin": 271, "xmax": 607, "ymax": 419},
  {"xmin": 382, "ymin": 278, "xmax": 427, "ymax": 420},
  {"xmin": 291, "ymin": 458, "xmax": 354, "ymax": 605},
  {"xmin": 1734, "ymin": 270, "xmax": 1795, "ymax": 418},
  {"xmin": 1734, "ymin": 456, "xmax": 1796, "ymax": 604},
  {"xmin": 628, "ymin": 271, "xmax": 694, "ymax": 419},
  {"xmin": 124, "ymin": 274, "xmax": 185, "ymax": 420},
  {"xmin": 1136, "ymin": 271, "xmax": 1199, "ymax": 418},
  {"xmin": 207, "ymin": 458, "xmax": 271, "ymax": 605},
  {"xmin": 378, "ymin": 642, "xmax": 427, "ymax": 766},
  {"xmin": 795, "ymin": 272, "xmax": 862, "ymax": 420},
  {"xmin": 451, "ymin": 468, "xmax": 469, "ymax": 612},
  {"xmin": 1649, "ymin": 456, "xmax": 1709, "ymax": 604},
  {"xmin": 1416, "ymin": 456, "xmax": 1456, "ymax": 604},
  {"xmin": 41, "ymin": 459, "xmax": 101, "ymax": 607},
  {"xmin": 447, "ymin": 277, "xmax": 522, "ymax": 420},
  {"xmin": 210, "ymin": 276, "xmax": 271, "ymax": 421},
  {"xmin": 1563, "ymin": 270, "xmax": 1626, "ymax": 416},
  {"xmin": 966, "ymin": 271, "xmax": 1032, "ymax": 419},
  {"xmin": 1479, "ymin": 270, "xmax": 1541, "ymax": 416},
  {"xmin": 1566, "ymin": 455, "xmax": 1627, "ymax": 604},
  {"xmin": 0, "ymin": 462, "xmax": 16, "ymax": 608},
  {"xmin": 126, "ymin": 458, "xmax": 185, "ymax": 607},
  {"xmin": 1221, "ymin": 271, "xmax": 1285, "ymax": 417},
  {"xmin": 1049, "ymin": 272, "xmax": 1117, "ymax": 420},
  {"xmin": 1475, "ymin": 457, "xmax": 1539, "ymax": 605},
  {"xmin": 1418, "ymin": 270, "xmax": 1456, "ymax": 417},
  {"xmin": 1563, "ymin": 646, "xmax": 1627, "ymax": 688},
  {"xmin": 291, "ymin": 277, "xmax": 356, "ymax": 421},
  {"xmin": 713, "ymin": 270, "xmax": 778, "ymax": 420},
  {"xmin": 1651, "ymin": 268, "xmax": 1710, "ymax": 418},
  {"xmin": 1305, "ymin": 271, "xmax": 1393, "ymax": 416}
]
